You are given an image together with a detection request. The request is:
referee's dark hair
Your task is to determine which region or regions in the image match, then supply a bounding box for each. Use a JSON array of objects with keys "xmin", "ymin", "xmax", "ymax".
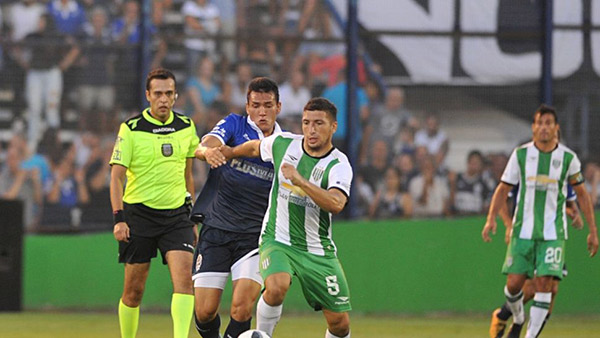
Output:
[
  {"xmin": 146, "ymin": 68, "xmax": 177, "ymax": 91},
  {"xmin": 534, "ymin": 104, "xmax": 558, "ymax": 124},
  {"xmin": 247, "ymin": 77, "xmax": 279, "ymax": 103},
  {"xmin": 303, "ymin": 97, "xmax": 337, "ymax": 121}
]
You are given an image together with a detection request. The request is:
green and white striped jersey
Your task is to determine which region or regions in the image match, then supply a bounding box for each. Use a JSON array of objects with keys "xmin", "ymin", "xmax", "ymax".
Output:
[
  {"xmin": 259, "ymin": 133, "xmax": 353, "ymax": 257},
  {"xmin": 502, "ymin": 142, "xmax": 583, "ymax": 241}
]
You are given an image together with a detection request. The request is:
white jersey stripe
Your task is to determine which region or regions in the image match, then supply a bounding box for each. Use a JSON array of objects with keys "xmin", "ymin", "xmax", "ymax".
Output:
[
  {"xmin": 544, "ymin": 149, "xmax": 564, "ymax": 240},
  {"xmin": 520, "ymin": 146, "xmax": 539, "ymax": 239}
]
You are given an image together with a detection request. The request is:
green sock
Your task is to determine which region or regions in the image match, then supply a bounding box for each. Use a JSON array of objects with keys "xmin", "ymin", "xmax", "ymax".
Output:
[
  {"xmin": 119, "ymin": 298, "xmax": 139, "ymax": 338},
  {"xmin": 171, "ymin": 293, "xmax": 194, "ymax": 338}
]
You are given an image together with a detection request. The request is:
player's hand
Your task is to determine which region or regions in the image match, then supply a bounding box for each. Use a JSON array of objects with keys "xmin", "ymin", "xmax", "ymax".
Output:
[
  {"xmin": 220, "ymin": 145, "xmax": 234, "ymax": 161},
  {"xmin": 587, "ymin": 232, "xmax": 599, "ymax": 257},
  {"xmin": 113, "ymin": 222, "xmax": 130, "ymax": 242},
  {"xmin": 567, "ymin": 207, "xmax": 584, "ymax": 230},
  {"xmin": 281, "ymin": 162, "xmax": 302, "ymax": 185},
  {"xmin": 482, "ymin": 219, "xmax": 497, "ymax": 242},
  {"xmin": 205, "ymin": 146, "xmax": 227, "ymax": 168}
]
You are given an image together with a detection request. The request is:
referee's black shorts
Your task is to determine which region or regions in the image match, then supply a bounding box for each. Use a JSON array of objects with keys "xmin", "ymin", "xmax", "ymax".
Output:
[{"xmin": 118, "ymin": 203, "xmax": 195, "ymax": 265}]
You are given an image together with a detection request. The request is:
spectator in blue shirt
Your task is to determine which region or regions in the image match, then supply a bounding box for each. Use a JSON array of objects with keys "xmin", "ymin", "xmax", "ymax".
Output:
[
  {"xmin": 47, "ymin": 0, "xmax": 86, "ymax": 36},
  {"xmin": 321, "ymin": 70, "xmax": 369, "ymax": 152}
]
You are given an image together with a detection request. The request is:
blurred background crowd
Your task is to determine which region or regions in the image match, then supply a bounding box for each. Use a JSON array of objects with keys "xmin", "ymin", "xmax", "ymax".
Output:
[{"xmin": 0, "ymin": 0, "xmax": 599, "ymax": 232}]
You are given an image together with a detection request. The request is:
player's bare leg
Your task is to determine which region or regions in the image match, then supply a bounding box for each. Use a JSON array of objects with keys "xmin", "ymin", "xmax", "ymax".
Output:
[
  {"xmin": 120, "ymin": 263, "xmax": 150, "ymax": 338},
  {"xmin": 194, "ymin": 288, "xmax": 223, "ymax": 338},
  {"xmin": 225, "ymin": 278, "xmax": 261, "ymax": 337},
  {"xmin": 257, "ymin": 272, "xmax": 291, "ymax": 336},
  {"xmin": 323, "ymin": 309, "xmax": 350, "ymax": 338},
  {"xmin": 166, "ymin": 250, "xmax": 195, "ymax": 338}
]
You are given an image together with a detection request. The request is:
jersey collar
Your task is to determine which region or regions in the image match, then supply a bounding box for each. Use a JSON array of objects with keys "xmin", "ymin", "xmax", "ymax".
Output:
[
  {"xmin": 143, "ymin": 108, "xmax": 174, "ymax": 126},
  {"xmin": 246, "ymin": 116, "xmax": 282, "ymax": 139}
]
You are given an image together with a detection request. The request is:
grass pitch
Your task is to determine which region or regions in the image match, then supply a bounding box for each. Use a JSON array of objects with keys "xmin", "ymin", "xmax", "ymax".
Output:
[{"xmin": 1, "ymin": 311, "xmax": 599, "ymax": 337}]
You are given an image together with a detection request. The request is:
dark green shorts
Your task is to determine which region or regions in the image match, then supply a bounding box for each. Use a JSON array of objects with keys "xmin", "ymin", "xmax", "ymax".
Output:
[{"xmin": 259, "ymin": 239, "xmax": 351, "ymax": 312}]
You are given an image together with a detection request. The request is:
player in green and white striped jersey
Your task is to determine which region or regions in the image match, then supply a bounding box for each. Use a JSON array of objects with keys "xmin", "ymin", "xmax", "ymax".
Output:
[
  {"xmin": 482, "ymin": 104, "xmax": 598, "ymax": 338},
  {"xmin": 212, "ymin": 97, "xmax": 353, "ymax": 338}
]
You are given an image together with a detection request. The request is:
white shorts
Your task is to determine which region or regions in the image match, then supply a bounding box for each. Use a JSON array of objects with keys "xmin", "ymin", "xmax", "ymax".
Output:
[{"xmin": 192, "ymin": 249, "xmax": 263, "ymax": 289}]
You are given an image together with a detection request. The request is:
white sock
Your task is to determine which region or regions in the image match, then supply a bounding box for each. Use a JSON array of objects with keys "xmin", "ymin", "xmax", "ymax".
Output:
[
  {"xmin": 525, "ymin": 292, "xmax": 552, "ymax": 338},
  {"xmin": 256, "ymin": 295, "xmax": 283, "ymax": 337},
  {"xmin": 325, "ymin": 329, "xmax": 350, "ymax": 338},
  {"xmin": 504, "ymin": 286, "xmax": 525, "ymax": 324}
]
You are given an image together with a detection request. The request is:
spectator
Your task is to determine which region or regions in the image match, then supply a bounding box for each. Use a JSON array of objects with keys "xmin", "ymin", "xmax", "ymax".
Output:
[
  {"xmin": 13, "ymin": 14, "xmax": 80, "ymax": 152},
  {"xmin": 409, "ymin": 154, "xmax": 450, "ymax": 217},
  {"xmin": 111, "ymin": 0, "xmax": 145, "ymax": 114},
  {"xmin": 42, "ymin": 144, "xmax": 89, "ymax": 227},
  {"xmin": 368, "ymin": 167, "xmax": 412, "ymax": 219},
  {"xmin": 185, "ymin": 56, "xmax": 222, "ymax": 127},
  {"xmin": 392, "ymin": 126, "xmax": 417, "ymax": 157},
  {"xmin": 359, "ymin": 139, "xmax": 390, "ymax": 193},
  {"xmin": 80, "ymin": 138, "xmax": 113, "ymax": 226},
  {"xmin": 321, "ymin": 70, "xmax": 369, "ymax": 152},
  {"xmin": 222, "ymin": 61, "xmax": 252, "ymax": 114},
  {"xmin": 77, "ymin": 6, "xmax": 116, "ymax": 133},
  {"xmin": 487, "ymin": 152, "xmax": 509, "ymax": 184},
  {"xmin": 236, "ymin": 0, "xmax": 277, "ymax": 74},
  {"xmin": 278, "ymin": 69, "xmax": 311, "ymax": 133},
  {"xmin": 368, "ymin": 87, "xmax": 417, "ymax": 146},
  {"xmin": 0, "ymin": 145, "xmax": 43, "ymax": 230},
  {"xmin": 415, "ymin": 113, "xmax": 449, "ymax": 168},
  {"xmin": 181, "ymin": 0, "xmax": 220, "ymax": 73},
  {"xmin": 394, "ymin": 152, "xmax": 418, "ymax": 191},
  {"xmin": 111, "ymin": 0, "xmax": 144, "ymax": 44},
  {"xmin": 47, "ymin": 0, "xmax": 87, "ymax": 36},
  {"xmin": 449, "ymin": 150, "xmax": 495, "ymax": 215},
  {"xmin": 7, "ymin": 0, "xmax": 45, "ymax": 43}
]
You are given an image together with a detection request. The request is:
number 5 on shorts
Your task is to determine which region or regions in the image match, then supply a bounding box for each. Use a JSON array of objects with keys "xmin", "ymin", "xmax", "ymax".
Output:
[{"xmin": 326, "ymin": 275, "xmax": 340, "ymax": 295}]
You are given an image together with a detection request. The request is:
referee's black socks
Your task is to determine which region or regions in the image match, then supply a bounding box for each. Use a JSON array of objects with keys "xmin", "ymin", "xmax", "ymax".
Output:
[{"xmin": 195, "ymin": 313, "xmax": 221, "ymax": 338}]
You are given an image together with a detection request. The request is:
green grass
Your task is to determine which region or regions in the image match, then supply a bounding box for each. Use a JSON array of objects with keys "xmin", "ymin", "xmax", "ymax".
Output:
[{"xmin": 1, "ymin": 311, "xmax": 600, "ymax": 337}]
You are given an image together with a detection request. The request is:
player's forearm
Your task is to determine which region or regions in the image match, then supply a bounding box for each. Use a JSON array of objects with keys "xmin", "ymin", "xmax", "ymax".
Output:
[
  {"xmin": 231, "ymin": 140, "xmax": 261, "ymax": 159},
  {"xmin": 574, "ymin": 185, "xmax": 598, "ymax": 233},
  {"xmin": 296, "ymin": 178, "xmax": 346, "ymax": 214},
  {"xmin": 579, "ymin": 192, "xmax": 597, "ymax": 233},
  {"xmin": 487, "ymin": 183, "xmax": 511, "ymax": 222}
]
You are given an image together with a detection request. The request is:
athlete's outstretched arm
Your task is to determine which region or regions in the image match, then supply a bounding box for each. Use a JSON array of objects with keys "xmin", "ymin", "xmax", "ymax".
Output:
[
  {"xmin": 195, "ymin": 135, "xmax": 226, "ymax": 163},
  {"xmin": 482, "ymin": 182, "xmax": 512, "ymax": 242},
  {"xmin": 221, "ymin": 140, "xmax": 261, "ymax": 160},
  {"xmin": 572, "ymin": 183, "xmax": 599, "ymax": 257},
  {"xmin": 281, "ymin": 163, "xmax": 347, "ymax": 214}
]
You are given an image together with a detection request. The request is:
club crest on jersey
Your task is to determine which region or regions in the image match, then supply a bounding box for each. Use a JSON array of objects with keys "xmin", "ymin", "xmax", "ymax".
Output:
[
  {"xmin": 552, "ymin": 159, "xmax": 561, "ymax": 168},
  {"xmin": 312, "ymin": 168, "xmax": 325, "ymax": 181},
  {"xmin": 161, "ymin": 143, "xmax": 173, "ymax": 157},
  {"xmin": 195, "ymin": 254, "xmax": 203, "ymax": 271}
]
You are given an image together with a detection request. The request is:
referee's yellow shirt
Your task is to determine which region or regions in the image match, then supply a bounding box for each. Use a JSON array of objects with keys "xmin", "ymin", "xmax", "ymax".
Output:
[{"xmin": 110, "ymin": 108, "xmax": 199, "ymax": 210}]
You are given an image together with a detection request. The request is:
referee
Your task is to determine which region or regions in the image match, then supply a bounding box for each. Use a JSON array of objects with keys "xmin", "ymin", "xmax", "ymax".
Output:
[{"xmin": 110, "ymin": 68, "xmax": 199, "ymax": 338}]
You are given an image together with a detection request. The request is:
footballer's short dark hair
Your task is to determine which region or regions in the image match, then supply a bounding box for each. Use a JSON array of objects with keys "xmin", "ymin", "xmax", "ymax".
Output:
[
  {"xmin": 247, "ymin": 77, "xmax": 279, "ymax": 103},
  {"xmin": 303, "ymin": 97, "xmax": 338, "ymax": 121},
  {"xmin": 146, "ymin": 68, "xmax": 176, "ymax": 91},
  {"xmin": 534, "ymin": 104, "xmax": 558, "ymax": 124}
]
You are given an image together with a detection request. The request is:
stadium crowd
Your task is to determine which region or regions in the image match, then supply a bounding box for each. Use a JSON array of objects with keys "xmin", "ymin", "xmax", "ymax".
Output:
[{"xmin": 1, "ymin": 0, "xmax": 600, "ymax": 231}]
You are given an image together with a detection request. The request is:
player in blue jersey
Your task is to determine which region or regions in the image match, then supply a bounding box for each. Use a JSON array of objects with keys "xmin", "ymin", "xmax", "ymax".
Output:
[
  {"xmin": 489, "ymin": 183, "xmax": 582, "ymax": 338},
  {"xmin": 190, "ymin": 77, "xmax": 283, "ymax": 338}
]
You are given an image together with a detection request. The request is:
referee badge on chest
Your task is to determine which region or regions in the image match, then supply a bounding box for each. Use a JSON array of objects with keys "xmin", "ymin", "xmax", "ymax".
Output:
[{"xmin": 161, "ymin": 143, "xmax": 173, "ymax": 157}]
